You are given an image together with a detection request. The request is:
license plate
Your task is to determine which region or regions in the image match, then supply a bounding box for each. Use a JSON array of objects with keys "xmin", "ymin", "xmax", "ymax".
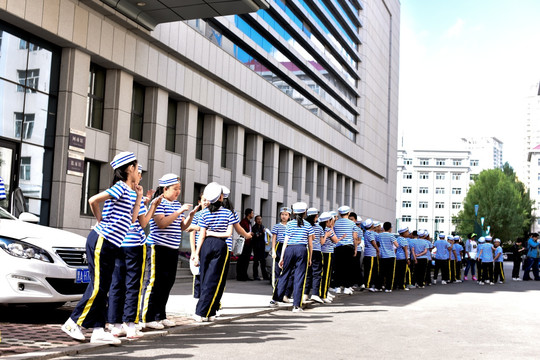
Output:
[{"xmin": 76, "ymin": 268, "xmax": 90, "ymax": 283}]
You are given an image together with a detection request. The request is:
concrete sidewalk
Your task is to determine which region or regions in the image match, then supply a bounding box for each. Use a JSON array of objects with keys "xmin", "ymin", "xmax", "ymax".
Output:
[{"xmin": 0, "ymin": 278, "xmax": 280, "ymax": 359}]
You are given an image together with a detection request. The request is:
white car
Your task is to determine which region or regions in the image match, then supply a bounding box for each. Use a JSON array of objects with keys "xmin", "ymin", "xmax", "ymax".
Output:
[{"xmin": 0, "ymin": 206, "xmax": 89, "ymax": 307}]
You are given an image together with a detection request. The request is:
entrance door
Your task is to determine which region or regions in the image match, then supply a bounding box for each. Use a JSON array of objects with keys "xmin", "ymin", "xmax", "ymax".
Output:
[{"xmin": 0, "ymin": 138, "xmax": 19, "ymax": 212}]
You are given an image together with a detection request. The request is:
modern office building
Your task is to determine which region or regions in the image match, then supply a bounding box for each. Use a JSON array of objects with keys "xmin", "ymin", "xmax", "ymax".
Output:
[
  {"xmin": 461, "ymin": 137, "xmax": 503, "ymax": 170},
  {"xmin": 0, "ymin": 0, "xmax": 400, "ymax": 246},
  {"xmin": 521, "ymin": 82, "xmax": 540, "ymax": 189},
  {"xmin": 527, "ymin": 145, "xmax": 540, "ymax": 232}
]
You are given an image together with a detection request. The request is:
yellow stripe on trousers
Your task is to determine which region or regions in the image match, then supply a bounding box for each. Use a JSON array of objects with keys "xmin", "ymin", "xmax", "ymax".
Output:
[
  {"xmin": 299, "ymin": 248, "xmax": 310, "ymax": 307},
  {"xmin": 322, "ymin": 253, "xmax": 332, "ymax": 298},
  {"xmin": 206, "ymin": 249, "xmax": 230, "ymax": 318},
  {"xmin": 76, "ymin": 235, "xmax": 104, "ymax": 326},
  {"xmin": 500, "ymin": 262, "xmax": 505, "ymax": 281},
  {"xmin": 141, "ymin": 245, "xmax": 156, "ymax": 323},
  {"xmin": 135, "ymin": 244, "xmax": 147, "ymax": 323},
  {"xmin": 390, "ymin": 259, "xmax": 396, "ymax": 290},
  {"xmin": 367, "ymin": 257, "xmax": 374, "ymax": 288}
]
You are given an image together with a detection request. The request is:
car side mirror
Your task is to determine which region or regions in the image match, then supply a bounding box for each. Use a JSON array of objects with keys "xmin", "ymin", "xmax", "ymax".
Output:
[{"xmin": 19, "ymin": 212, "xmax": 40, "ymax": 223}]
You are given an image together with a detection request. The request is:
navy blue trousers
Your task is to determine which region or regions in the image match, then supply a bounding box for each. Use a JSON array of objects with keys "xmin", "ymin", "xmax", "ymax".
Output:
[
  {"xmin": 333, "ymin": 245, "xmax": 355, "ymax": 288},
  {"xmin": 70, "ymin": 230, "xmax": 120, "ymax": 328},
  {"xmin": 273, "ymin": 245, "xmax": 308, "ymax": 307},
  {"xmin": 108, "ymin": 245, "xmax": 145, "ymax": 323},
  {"xmin": 320, "ymin": 252, "xmax": 333, "ymax": 298},
  {"xmin": 304, "ymin": 250, "xmax": 322, "ymax": 296},
  {"xmin": 196, "ymin": 237, "xmax": 230, "ymax": 318},
  {"xmin": 193, "ymin": 274, "xmax": 201, "ymax": 299},
  {"xmin": 140, "ymin": 245, "xmax": 178, "ymax": 322},
  {"xmin": 363, "ymin": 256, "xmax": 380, "ymax": 289}
]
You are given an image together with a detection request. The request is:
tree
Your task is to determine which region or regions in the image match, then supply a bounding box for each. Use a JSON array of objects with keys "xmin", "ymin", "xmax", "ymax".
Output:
[{"xmin": 455, "ymin": 163, "xmax": 533, "ymax": 242}]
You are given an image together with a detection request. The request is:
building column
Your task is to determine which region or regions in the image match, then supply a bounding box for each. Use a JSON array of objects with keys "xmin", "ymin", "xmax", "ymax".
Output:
[
  {"xmin": 306, "ymin": 162, "xmax": 318, "ymax": 209},
  {"xmin": 246, "ymin": 133, "xmax": 263, "ymax": 214},
  {"xmin": 177, "ymin": 102, "xmax": 198, "ymax": 203},
  {"xmin": 317, "ymin": 165, "xmax": 328, "ymax": 211},
  {"xmin": 279, "ymin": 148, "xmax": 295, "ymax": 206},
  {"xmin": 263, "ymin": 142, "xmax": 280, "ymax": 225},
  {"xmin": 144, "ymin": 87, "xmax": 168, "ymax": 190},
  {"xmin": 50, "ymin": 48, "xmax": 90, "ymax": 231},
  {"xmin": 203, "ymin": 114, "xmax": 224, "ymax": 183},
  {"xmin": 228, "ymin": 124, "xmax": 246, "ymax": 212}
]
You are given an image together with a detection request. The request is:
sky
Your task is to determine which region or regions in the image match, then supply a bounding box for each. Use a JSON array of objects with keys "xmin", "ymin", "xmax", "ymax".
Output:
[{"xmin": 398, "ymin": 0, "xmax": 540, "ymax": 172}]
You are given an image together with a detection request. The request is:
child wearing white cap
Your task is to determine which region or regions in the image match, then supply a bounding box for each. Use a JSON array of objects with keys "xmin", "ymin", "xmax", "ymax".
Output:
[
  {"xmin": 363, "ymin": 219, "xmax": 381, "ymax": 292},
  {"xmin": 271, "ymin": 207, "xmax": 291, "ymax": 288},
  {"xmin": 493, "ymin": 238, "xmax": 505, "ymax": 283},
  {"xmin": 304, "ymin": 208, "xmax": 324, "ymax": 303},
  {"xmin": 318, "ymin": 212, "xmax": 342, "ymax": 303},
  {"xmin": 332, "ymin": 206, "xmax": 359, "ymax": 295},
  {"xmin": 62, "ymin": 151, "xmax": 142, "ymax": 344},
  {"xmin": 140, "ymin": 174, "xmax": 197, "ymax": 329}
]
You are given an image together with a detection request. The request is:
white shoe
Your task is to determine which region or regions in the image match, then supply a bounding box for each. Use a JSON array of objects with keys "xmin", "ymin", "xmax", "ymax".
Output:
[
  {"xmin": 216, "ymin": 310, "xmax": 222, "ymax": 317},
  {"xmin": 310, "ymin": 295, "xmax": 324, "ymax": 303},
  {"xmin": 368, "ymin": 287, "xmax": 377, "ymax": 293},
  {"xmin": 403, "ymin": 287, "xmax": 410, "ymax": 291},
  {"xmin": 516, "ymin": 278, "xmax": 522, "ymax": 281},
  {"xmin": 441, "ymin": 280, "xmax": 447, "ymax": 285},
  {"xmin": 145, "ymin": 321, "xmax": 165, "ymax": 330},
  {"xmin": 90, "ymin": 330, "xmax": 121, "ymax": 345},
  {"xmin": 282, "ymin": 296, "xmax": 292, "ymax": 303},
  {"xmin": 328, "ymin": 293, "xmax": 335, "ymax": 299},
  {"xmin": 479, "ymin": 282, "xmax": 485, "ymax": 285},
  {"xmin": 343, "ymin": 287, "xmax": 353, "ymax": 295},
  {"xmin": 208, "ymin": 316, "xmax": 216, "ymax": 322},
  {"xmin": 123, "ymin": 324, "xmax": 143, "ymax": 340},
  {"xmin": 110, "ymin": 324, "xmax": 126, "ymax": 337},
  {"xmin": 490, "ymin": 282, "xmax": 494, "ymax": 286},
  {"xmin": 498, "ymin": 281, "xmax": 504, "ymax": 284},
  {"xmin": 328, "ymin": 287, "xmax": 337, "ymax": 293},
  {"xmin": 485, "ymin": 280, "xmax": 490, "ymax": 284},
  {"xmin": 302, "ymin": 294, "xmax": 312, "ymax": 303},
  {"xmin": 292, "ymin": 306, "xmax": 303, "ymax": 313},
  {"xmin": 161, "ymin": 319, "xmax": 176, "ymax": 327},
  {"xmin": 192, "ymin": 315, "xmax": 208, "ymax": 323},
  {"xmin": 384, "ymin": 289, "xmax": 392, "ymax": 293},
  {"xmin": 433, "ymin": 280, "xmax": 437, "ymax": 284},
  {"xmin": 61, "ymin": 318, "xmax": 85, "ymax": 341},
  {"xmin": 335, "ymin": 287, "xmax": 343, "ymax": 294},
  {"xmin": 322, "ymin": 298, "xmax": 332, "ymax": 304},
  {"xmin": 360, "ymin": 284, "xmax": 366, "ymax": 290},
  {"xmin": 269, "ymin": 300, "xmax": 278, "ymax": 308}
]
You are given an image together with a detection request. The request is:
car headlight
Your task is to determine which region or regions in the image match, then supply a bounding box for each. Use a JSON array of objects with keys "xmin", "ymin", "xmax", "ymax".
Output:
[{"xmin": 0, "ymin": 236, "xmax": 53, "ymax": 263}]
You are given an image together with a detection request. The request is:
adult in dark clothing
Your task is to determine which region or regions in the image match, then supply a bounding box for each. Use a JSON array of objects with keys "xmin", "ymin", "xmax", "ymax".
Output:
[
  {"xmin": 512, "ymin": 238, "xmax": 525, "ymax": 280},
  {"xmin": 252, "ymin": 215, "xmax": 269, "ymax": 280},
  {"xmin": 237, "ymin": 208, "xmax": 254, "ymax": 281}
]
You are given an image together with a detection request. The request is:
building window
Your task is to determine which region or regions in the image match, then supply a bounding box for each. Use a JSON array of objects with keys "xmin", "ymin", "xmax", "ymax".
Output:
[
  {"xmin": 402, "ymin": 215, "xmax": 411, "ymax": 222},
  {"xmin": 17, "ymin": 69, "xmax": 39, "ymax": 92},
  {"xmin": 452, "ymin": 173, "xmax": 461, "ymax": 180},
  {"xmin": 419, "ymin": 202, "xmax": 428, "ymax": 208},
  {"xmin": 166, "ymin": 99, "xmax": 177, "ymax": 152},
  {"xmin": 80, "ymin": 160, "xmax": 101, "ymax": 216},
  {"xmin": 435, "ymin": 202, "xmax": 445, "ymax": 209},
  {"xmin": 452, "ymin": 188, "xmax": 462, "ymax": 195},
  {"xmin": 436, "ymin": 159, "xmax": 446, "ymax": 166},
  {"xmin": 435, "ymin": 187, "xmax": 445, "ymax": 194},
  {"xmin": 14, "ymin": 113, "xmax": 34, "ymax": 140},
  {"xmin": 402, "ymin": 201, "xmax": 412, "ymax": 208},
  {"xmin": 452, "ymin": 202, "xmax": 461, "ymax": 209},
  {"xmin": 86, "ymin": 63, "xmax": 106, "ymax": 129},
  {"xmin": 453, "ymin": 159, "xmax": 462, "ymax": 166},
  {"xmin": 471, "ymin": 160, "xmax": 479, "ymax": 166},
  {"xmin": 436, "ymin": 172, "xmax": 445, "ymax": 180},
  {"xmin": 419, "ymin": 187, "xmax": 428, "ymax": 194},
  {"xmin": 403, "ymin": 172, "xmax": 412, "ymax": 179},
  {"xmin": 537, "ymin": 218, "xmax": 540, "ymax": 225},
  {"xmin": 20, "ymin": 157, "xmax": 31, "ymax": 180},
  {"xmin": 221, "ymin": 124, "xmax": 229, "ymax": 168},
  {"xmin": 419, "ymin": 172, "xmax": 429, "ymax": 180},
  {"xmin": 130, "ymin": 83, "xmax": 145, "ymax": 141},
  {"xmin": 196, "ymin": 112, "xmax": 205, "ymax": 160},
  {"xmin": 404, "ymin": 158, "xmax": 412, "ymax": 165},
  {"xmin": 19, "ymin": 39, "xmax": 41, "ymax": 51},
  {"xmin": 403, "ymin": 187, "xmax": 412, "ymax": 194},
  {"xmin": 435, "ymin": 216, "xmax": 445, "ymax": 224},
  {"xmin": 419, "ymin": 158, "xmax": 429, "ymax": 166},
  {"xmin": 419, "ymin": 216, "xmax": 428, "ymax": 223}
]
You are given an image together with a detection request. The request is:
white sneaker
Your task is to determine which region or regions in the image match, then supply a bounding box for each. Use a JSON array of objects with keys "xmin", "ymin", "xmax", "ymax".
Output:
[
  {"xmin": 343, "ymin": 287, "xmax": 353, "ymax": 295},
  {"xmin": 328, "ymin": 293, "xmax": 335, "ymax": 299},
  {"xmin": 145, "ymin": 321, "xmax": 165, "ymax": 330},
  {"xmin": 360, "ymin": 284, "xmax": 366, "ymax": 290},
  {"xmin": 368, "ymin": 287, "xmax": 377, "ymax": 293},
  {"xmin": 403, "ymin": 287, "xmax": 410, "ymax": 291},
  {"xmin": 123, "ymin": 324, "xmax": 143, "ymax": 340},
  {"xmin": 479, "ymin": 281, "xmax": 485, "ymax": 285},
  {"xmin": 433, "ymin": 280, "xmax": 437, "ymax": 285},
  {"xmin": 282, "ymin": 296, "xmax": 292, "ymax": 303},
  {"xmin": 90, "ymin": 330, "xmax": 121, "ymax": 345},
  {"xmin": 208, "ymin": 316, "xmax": 216, "ymax": 322},
  {"xmin": 335, "ymin": 287, "xmax": 343, "ymax": 294},
  {"xmin": 516, "ymin": 278, "xmax": 522, "ymax": 281},
  {"xmin": 384, "ymin": 289, "xmax": 392, "ymax": 293},
  {"xmin": 322, "ymin": 298, "xmax": 332, "ymax": 304},
  {"xmin": 490, "ymin": 282, "xmax": 494, "ymax": 286},
  {"xmin": 310, "ymin": 295, "xmax": 324, "ymax": 303},
  {"xmin": 302, "ymin": 294, "xmax": 312, "ymax": 303},
  {"xmin": 292, "ymin": 306, "xmax": 303, "ymax": 313},
  {"xmin": 328, "ymin": 287, "xmax": 337, "ymax": 293},
  {"xmin": 61, "ymin": 318, "xmax": 85, "ymax": 341},
  {"xmin": 110, "ymin": 324, "xmax": 126, "ymax": 337},
  {"xmin": 485, "ymin": 280, "xmax": 490, "ymax": 284},
  {"xmin": 216, "ymin": 310, "xmax": 222, "ymax": 317},
  {"xmin": 498, "ymin": 281, "xmax": 504, "ymax": 284},
  {"xmin": 161, "ymin": 319, "xmax": 176, "ymax": 327},
  {"xmin": 269, "ymin": 300, "xmax": 278, "ymax": 308},
  {"xmin": 441, "ymin": 280, "xmax": 447, "ymax": 285},
  {"xmin": 192, "ymin": 314, "xmax": 208, "ymax": 323}
]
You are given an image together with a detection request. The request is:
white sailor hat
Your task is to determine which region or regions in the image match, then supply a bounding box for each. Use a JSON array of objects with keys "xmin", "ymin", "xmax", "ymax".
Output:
[
  {"xmin": 221, "ymin": 185, "xmax": 230, "ymax": 199},
  {"xmin": 485, "ymin": 236, "xmax": 492, "ymax": 241},
  {"xmin": 478, "ymin": 236, "xmax": 486, "ymax": 243},
  {"xmin": 319, "ymin": 212, "xmax": 332, "ymax": 222},
  {"xmin": 110, "ymin": 151, "xmax": 136, "ymax": 169},
  {"xmin": 203, "ymin": 182, "xmax": 222, "ymax": 204},
  {"xmin": 398, "ymin": 227, "xmax": 409, "ymax": 234},
  {"xmin": 307, "ymin": 207, "xmax": 319, "ymax": 216},
  {"xmin": 373, "ymin": 221, "xmax": 381, "ymax": 228},
  {"xmin": 338, "ymin": 206, "xmax": 351, "ymax": 215},
  {"xmin": 439, "ymin": 234, "xmax": 446, "ymax": 239},
  {"xmin": 329, "ymin": 211, "xmax": 338, "ymax": 217},
  {"xmin": 493, "ymin": 238, "xmax": 501, "ymax": 243},
  {"xmin": 280, "ymin": 206, "xmax": 292, "ymax": 214},
  {"xmin": 417, "ymin": 229, "xmax": 424, "ymax": 237},
  {"xmin": 137, "ymin": 164, "xmax": 143, "ymax": 173},
  {"xmin": 159, "ymin": 173, "xmax": 180, "ymax": 187},
  {"xmin": 292, "ymin": 202, "xmax": 308, "ymax": 214},
  {"xmin": 363, "ymin": 219, "xmax": 374, "ymax": 228}
]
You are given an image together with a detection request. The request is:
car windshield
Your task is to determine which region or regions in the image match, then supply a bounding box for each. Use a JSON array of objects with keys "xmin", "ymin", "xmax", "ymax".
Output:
[{"xmin": 0, "ymin": 207, "xmax": 16, "ymax": 220}]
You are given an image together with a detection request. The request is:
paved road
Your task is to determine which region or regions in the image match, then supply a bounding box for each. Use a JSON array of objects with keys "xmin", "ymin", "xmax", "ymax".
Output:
[{"xmin": 54, "ymin": 264, "xmax": 540, "ymax": 360}]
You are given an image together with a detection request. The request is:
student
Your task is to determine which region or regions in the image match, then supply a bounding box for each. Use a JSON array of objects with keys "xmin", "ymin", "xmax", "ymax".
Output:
[
  {"xmin": 252, "ymin": 215, "xmax": 268, "ymax": 281},
  {"xmin": 363, "ymin": 219, "xmax": 380, "ymax": 292},
  {"xmin": 271, "ymin": 207, "xmax": 292, "ymax": 288},
  {"xmin": 493, "ymin": 238, "xmax": 505, "ymax": 284},
  {"xmin": 512, "ymin": 238, "xmax": 525, "ymax": 280},
  {"xmin": 522, "ymin": 233, "xmax": 540, "ymax": 281},
  {"xmin": 394, "ymin": 227, "xmax": 410, "ymax": 291},
  {"xmin": 478, "ymin": 236, "xmax": 494, "ymax": 285},
  {"xmin": 464, "ymin": 233, "xmax": 478, "ymax": 281},
  {"xmin": 448, "ymin": 237, "xmax": 458, "ymax": 283},
  {"xmin": 332, "ymin": 206, "xmax": 359, "ymax": 295},
  {"xmin": 62, "ymin": 152, "xmax": 142, "ymax": 344},
  {"xmin": 188, "ymin": 193, "xmax": 210, "ymax": 301},
  {"xmin": 452, "ymin": 236, "xmax": 463, "ymax": 283},
  {"xmin": 348, "ymin": 212, "xmax": 365, "ymax": 290},
  {"xmin": 411, "ymin": 230, "xmax": 428, "ymax": 288},
  {"xmin": 270, "ymin": 202, "xmax": 314, "ymax": 312},
  {"xmin": 237, "ymin": 208, "xmax": 255, "ymax": 281},
  {"xmin": 140, "ymin": 174, "xmax": 197, "ymax": 329},
  {"xmin": 108, "ymin": 164, "xmax": 162, "ymax": 339},
  {"xmin": 378, "ymin": 222, "xmax": 399, "ymax": 293},
  {"xmin": 318, "ymin": 212, "xmax": 341, "ymax": 303},
  {"xmin": 305, "ymin": 208, "xmax": 324, "ymax": 303},
  {"xmin": 193, "ymin": 182, "xmax": 236, "ymax": 322}
]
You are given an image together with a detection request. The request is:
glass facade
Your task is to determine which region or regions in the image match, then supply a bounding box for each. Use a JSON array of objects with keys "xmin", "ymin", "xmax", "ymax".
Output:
[{"xmin": 0, "ymin": 23, "xmax": 59, "ymax": 223}]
